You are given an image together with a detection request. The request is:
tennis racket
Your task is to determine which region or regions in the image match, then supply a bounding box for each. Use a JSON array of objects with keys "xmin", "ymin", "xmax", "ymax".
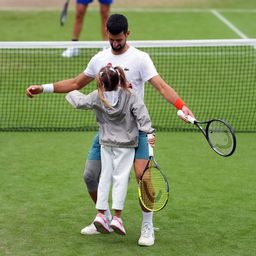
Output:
[
  {"xmin": 60, "ymin": 0, "xmax": 70, "ymax": 26},
  {"xmin": 177, "ymin": 110, "xmax": 236, "ymax": 157},
  {"xmin": 138, "ymin": 139, "xmax": 169, "ymax": 212}
]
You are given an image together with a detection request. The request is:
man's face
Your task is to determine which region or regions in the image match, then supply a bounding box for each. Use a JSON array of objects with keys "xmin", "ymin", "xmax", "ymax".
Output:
[{"xmin": 107, "ymin": 31, "xmax": 129, "ymax": 52}]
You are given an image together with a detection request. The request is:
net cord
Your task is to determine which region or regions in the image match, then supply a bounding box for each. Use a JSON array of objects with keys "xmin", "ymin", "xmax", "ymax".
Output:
[{"xmin": 0, "ymin": 39, "xmax": 256, "ymax": 49}]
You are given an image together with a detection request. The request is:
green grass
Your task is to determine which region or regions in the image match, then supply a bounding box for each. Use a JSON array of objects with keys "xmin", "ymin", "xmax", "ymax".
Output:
[
  {"xmin": 0, "ymin": 10, "xmax": 254, "ymax": 41},
  {"xmin": 0, "ymin": 132, "xmax": 255, "ymax": 256},
  {"xmin": 128, "ymin": 12, "xmax": 237, "ymax": 40}
]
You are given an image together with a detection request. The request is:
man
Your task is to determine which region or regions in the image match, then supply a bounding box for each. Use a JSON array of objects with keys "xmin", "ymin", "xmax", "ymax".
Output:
[
  {"xmin": 26, "ymin": 14, "xmax": 194, "ymax": 246},
  {"xmin": 62, "ymin": 0, "xmax": 112, "ymax": 58}
]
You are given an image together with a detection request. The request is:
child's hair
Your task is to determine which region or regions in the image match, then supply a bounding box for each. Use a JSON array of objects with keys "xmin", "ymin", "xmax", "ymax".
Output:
[{"xmin": 97, "ymin": 66, "xmax": 129, "ymax": 108}]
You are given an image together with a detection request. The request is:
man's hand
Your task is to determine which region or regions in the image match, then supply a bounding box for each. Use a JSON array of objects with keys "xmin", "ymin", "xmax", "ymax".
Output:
[
  {"xmin": 179, "ymin": 105, "xmax": 195, "ymax": 123},
  {"xmin": 26, "ymin": 85, "xmax": 43, "ymax": 98}
]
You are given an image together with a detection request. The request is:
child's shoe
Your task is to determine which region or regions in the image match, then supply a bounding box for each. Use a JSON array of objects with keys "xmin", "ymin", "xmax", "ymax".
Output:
[
  {"xmin": 110, "ymin": 216, "xmax": 126, "ymax": 235},
  {"xmin": 93, "ymin": 213, "xmax": 111, "ymax": 234}
]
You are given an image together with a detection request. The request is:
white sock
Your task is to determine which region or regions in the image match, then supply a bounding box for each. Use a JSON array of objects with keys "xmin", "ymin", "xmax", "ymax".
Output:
[
  {"xmin": 105, "ymin": 206, "xmax": 112, "ymax": 222},
  {"xmin": 142, "ymin": 211, "xmax": 153, "ymax": 225}
]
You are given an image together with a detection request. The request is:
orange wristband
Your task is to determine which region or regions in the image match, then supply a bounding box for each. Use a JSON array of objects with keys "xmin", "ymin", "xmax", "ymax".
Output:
[{"xmin": 174, "ymin": 98, "xmax": 185, "ymax": 110}]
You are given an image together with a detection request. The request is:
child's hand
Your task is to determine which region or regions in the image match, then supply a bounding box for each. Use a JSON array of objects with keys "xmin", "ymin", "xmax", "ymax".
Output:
[{"xmin": 147, "ymin": 133, "xmax": 155, "ymax": 147}]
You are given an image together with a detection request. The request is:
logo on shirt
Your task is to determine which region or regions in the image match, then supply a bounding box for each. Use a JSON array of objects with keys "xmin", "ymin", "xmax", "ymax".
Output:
[{"xmin": 124, "ymin": 68, "xmax": 129, "ymax": 71}]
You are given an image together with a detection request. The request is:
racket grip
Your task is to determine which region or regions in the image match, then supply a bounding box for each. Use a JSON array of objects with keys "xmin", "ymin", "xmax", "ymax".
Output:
[
  {"xmin": 177, "ymin": 110, "xmax": 196, "ymax": 124},
  {"xmin": 147, "ymin": 134, "xmax": 154, "ymax": 157}
]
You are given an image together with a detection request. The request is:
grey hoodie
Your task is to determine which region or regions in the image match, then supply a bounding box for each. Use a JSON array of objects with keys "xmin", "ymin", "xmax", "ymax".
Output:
[{"xmin": 66, "ymin": 89, "xmax": 155, "ymax": 148}]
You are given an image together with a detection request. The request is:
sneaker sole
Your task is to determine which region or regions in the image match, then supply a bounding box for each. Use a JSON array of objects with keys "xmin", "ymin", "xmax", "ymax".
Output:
[
  {"xmin": 94, "ymin": 221, "xmax": 110, "ymax": 234},
  {"xmin": 80, "ymin": 230, "xmax": 100, "ymax": 235},
  {"xmin": 138, "ymin": 241, "xmax": 155, "ymax": 246},
  {"xmin": 138, "ymin": 239, "xmax": 155, "ymax": 246},
  {"xmin": 110, "ymin": 224, "xmax": 126, "ymax": 236}
]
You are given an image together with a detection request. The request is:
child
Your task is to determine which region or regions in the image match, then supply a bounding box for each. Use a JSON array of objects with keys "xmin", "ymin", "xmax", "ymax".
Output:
[{"xmin": 66, "ymin": 65, "xmax": 155, "ymax": 235}]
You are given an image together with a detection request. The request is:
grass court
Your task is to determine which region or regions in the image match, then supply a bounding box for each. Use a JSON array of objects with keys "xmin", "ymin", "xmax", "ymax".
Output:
[{"xmin": 0, "ymin": 1, "xmax": 256, "ymax": 255}]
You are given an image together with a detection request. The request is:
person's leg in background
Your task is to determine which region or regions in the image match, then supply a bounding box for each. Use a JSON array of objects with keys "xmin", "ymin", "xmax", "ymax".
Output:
[
  {"xmin": 62, "ymin": 0, "xmax": 112, "ymax": 57},
  {"xmin": 72, "ymin": 2, "xmax": 89, "ymax": 41},
  {"xmin": 62, "ymin": 0, "xmax": 91, "ymax": 57},
  {"xmin": 99, "ymin": 2, "xmax": 111, "ymax": 40}
]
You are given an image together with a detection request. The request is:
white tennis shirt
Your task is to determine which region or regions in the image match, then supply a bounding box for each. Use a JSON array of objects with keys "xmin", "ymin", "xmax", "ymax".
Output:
[{"xmin": 84, "ymin": 45, "xmax": 158, "ymax": 99}]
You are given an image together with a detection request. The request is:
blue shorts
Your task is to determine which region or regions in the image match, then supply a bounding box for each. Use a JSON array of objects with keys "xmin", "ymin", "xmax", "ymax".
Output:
[
  {"xmin": 77, "ymin": 0, "xmax": 113, "ymax": 4},
  {"xmin": 88, "ymin": 131, "xmax": 149, "ymax": 160}
]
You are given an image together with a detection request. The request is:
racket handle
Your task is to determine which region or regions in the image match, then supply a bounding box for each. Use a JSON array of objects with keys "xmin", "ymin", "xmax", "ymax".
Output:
[
  {"xmin": 177, "ymin": 110, "xmax": 196, "ymax": 124},
  {"xmin": 147, "ymin": 134, "xmax": 154, "ymax": 157}
]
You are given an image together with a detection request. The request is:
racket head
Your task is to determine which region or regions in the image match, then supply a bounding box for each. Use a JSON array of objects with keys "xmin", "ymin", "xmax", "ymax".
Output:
[
  {"xmin": 205, "ymin": 119, "xmax": 236, "ymax": 157},
  {"xmin": 138, "ymin": 157, "xmax": 169, "ymax": 212}
]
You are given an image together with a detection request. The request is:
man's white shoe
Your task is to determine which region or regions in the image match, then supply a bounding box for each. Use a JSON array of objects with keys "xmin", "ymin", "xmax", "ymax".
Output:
[
  {"xmin": 62, "ymin": 47, "xmax": 79, "ymax": 58},
  {"xmin": 80, "ymin": 223, "xmax": 100, "ymax": 235},
  {"xmin": 138, "ymin": 222, "xmax": 155, "ymax": 246}
]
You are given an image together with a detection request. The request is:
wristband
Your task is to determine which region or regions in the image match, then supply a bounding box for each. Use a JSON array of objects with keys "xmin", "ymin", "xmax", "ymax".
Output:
[
  {"xmin": 42, "ymin": 83, "xmax": 54, "ymax": 93},
  {"xmin": 173, "ymin": 98, "xmax": 185, "ymax": 110}
]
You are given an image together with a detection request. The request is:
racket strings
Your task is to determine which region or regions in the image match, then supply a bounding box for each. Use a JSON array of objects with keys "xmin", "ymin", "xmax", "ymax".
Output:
[
  {"xmin": 140, "ymin": 166, "xmax": 168, "ymax": 211},
  {"xmin": 207, "ymin": 121, "xmax": 234, "ymax": 155}
]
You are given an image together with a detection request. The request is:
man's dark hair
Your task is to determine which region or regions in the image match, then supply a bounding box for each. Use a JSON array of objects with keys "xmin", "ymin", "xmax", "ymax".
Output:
[{"xmin": 106, "ymin": 14, "xmax": 128, "ymax": 35}]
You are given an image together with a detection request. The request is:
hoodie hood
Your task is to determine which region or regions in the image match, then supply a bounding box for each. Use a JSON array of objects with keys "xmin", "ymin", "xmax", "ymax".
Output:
[{"xmin": 93, "ymin": 89, "xmax": 130, "ymax": 122}]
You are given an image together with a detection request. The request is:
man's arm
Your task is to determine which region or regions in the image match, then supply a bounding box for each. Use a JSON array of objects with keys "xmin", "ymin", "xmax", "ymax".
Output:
[
  {"xmin": 148, "ymin": 75, "xmax": 194, "ymax": 118},
  {"xmin": 26, "ymin": 72, "xmax": 94, "ymax": 98}
]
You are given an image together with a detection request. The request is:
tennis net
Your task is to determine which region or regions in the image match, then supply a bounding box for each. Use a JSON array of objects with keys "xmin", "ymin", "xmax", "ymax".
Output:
[{"xmin": 0, "ymin": 39, "xmax": 255, "ymax": 132}]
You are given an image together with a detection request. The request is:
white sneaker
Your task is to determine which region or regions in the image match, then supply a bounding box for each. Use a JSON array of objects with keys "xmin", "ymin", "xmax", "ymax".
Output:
[
  {"xmin": 138, "ymin": 222, "xmax": 155, "ymax": 246},
  {"xmin": 80, "ymin": 223, "xmax": 100, "ymax": 235},
  {"xmin": 110, "ymin": 216, "xmax": 126, "ymax": 235},
  {"xmin": 62, "ymin": 47, "xmax": 79, "ymax": 58},
  {"xmin": 93, "ymin": 213, "xmax": 111, "ymax": 234}
]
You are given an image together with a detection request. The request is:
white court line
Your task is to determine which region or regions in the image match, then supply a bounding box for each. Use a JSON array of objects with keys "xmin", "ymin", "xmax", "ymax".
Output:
[{"xmin": 211, "ymin": 10, "xmax": 248, "ymax": 39}]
